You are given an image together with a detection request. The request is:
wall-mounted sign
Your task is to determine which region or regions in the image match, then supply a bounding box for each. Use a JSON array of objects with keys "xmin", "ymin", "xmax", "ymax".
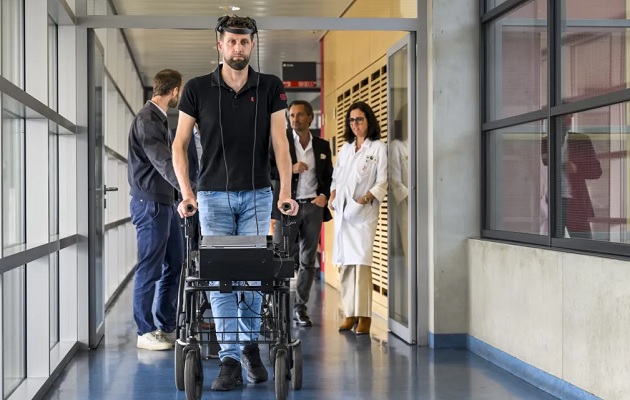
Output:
[{"xmin": 282, "ymin": 62, "xmax": 317, "ymax": 88}]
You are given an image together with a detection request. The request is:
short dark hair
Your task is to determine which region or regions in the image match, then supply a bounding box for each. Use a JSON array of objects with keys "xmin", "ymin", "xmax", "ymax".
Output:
[
  {"xmin": 343, "ymin": 101, "xmax": 381, "ymax": 143},
  {"xmin": 152, "ymin": 69, "xmax": 182, "ymax": 97},
  {"xmin": 288, "ymin": 100, "xmax": 313, "ymax": 116},
  {"xmin": 219, "ymin": 16, "xmax": 257, "ymax": 40}
]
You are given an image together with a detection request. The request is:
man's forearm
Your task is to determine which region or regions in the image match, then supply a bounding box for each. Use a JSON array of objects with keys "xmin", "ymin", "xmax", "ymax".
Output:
[
  {"xmin": 173, "ymin": 145, "xmax": 194, "ymax": 199},
  {"xmin": 275, "ymin": 150, "xmax": 292, "ymax": 197}
]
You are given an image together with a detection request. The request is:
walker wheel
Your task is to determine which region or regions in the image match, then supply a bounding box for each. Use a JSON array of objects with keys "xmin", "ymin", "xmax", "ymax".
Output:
[
  {"xmin": 184, "ymin": 349, "xmax": 203, "ymax": 400},
  {"xmin": 274, "ymin": 349, "xmax": 289, "ymax": 400},
  {"xmin": 174, "ymin": 341, "xmax": 185, "ymax": 390},
  {"xmin": 292, "ymin": 342, "xmax": 302, "ymax": 390}
]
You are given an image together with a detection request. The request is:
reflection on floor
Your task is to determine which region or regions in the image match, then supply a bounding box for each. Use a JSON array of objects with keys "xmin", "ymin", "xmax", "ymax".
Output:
[{"xmin": 43, "ymin": 280, "xmax": 556, "ymax": 400}]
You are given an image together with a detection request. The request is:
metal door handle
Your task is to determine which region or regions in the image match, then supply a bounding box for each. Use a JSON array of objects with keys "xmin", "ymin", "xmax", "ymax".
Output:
[{"xmin": 104, "ymin": 185, "xmax": 118, "ymax": 192}]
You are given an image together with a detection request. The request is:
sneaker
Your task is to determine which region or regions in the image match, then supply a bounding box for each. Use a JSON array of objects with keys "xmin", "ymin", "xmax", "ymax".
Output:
[
  {"xmin": 159, "ymin": 330, "xmax": 176, "ymax": 345},
  {"xmin": 293, "ymin": 310, "xmax": 313, "ymax": 327},
  {"xmin": 211, "ymin": 357, "xmax": 243, "ymax": 391},
  {"xmin": 241, "ymin": 344, "xmax": 268, "ymax": 383},
  {"xmin": 137, "ymin": 331, "xmax": 173, "ymax": 351}
]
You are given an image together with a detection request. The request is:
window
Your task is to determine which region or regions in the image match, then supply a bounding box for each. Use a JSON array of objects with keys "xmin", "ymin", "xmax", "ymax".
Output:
[
  {"xmin": 2, "ymin": 266, "xmax": 25, "ymax": 397},
  {"xmin": 485, "ymin": 120, "xmax": 547, "ymax": 235},
  {"xmin": 50, "ymin": 253, "xmax": 59, "ymax": 348},
  {"xmin": 49, "ymin": 122, "xmax": 59, "ymax": 239},
  {"xmin": 556, "ymin": 105, "xmax": 630, "ymax": 244},
  {"xmin": 486, "ymin": 0, "xmax": 547, "ymax": 121},
  {"xmin": 48, "ymin": 16, "xmax": 58, "ymax": 111},
  {"xmin": 482, "ymin": 0, "xmax": 630, "ymax": 256},
  {"xmin": 2, "ymin": 110, "xmax": 25, "ymax": 253},
  {"xmin": 487, "ymin": 0, "xmax": 510, "ymax": 10},
  {"xmin": 561, "ymin": 2, "xmax": 629, "ymax": 102},
  {"xmin": 1, "ymin": 0, "xmax": 24, "ymax": 88}
]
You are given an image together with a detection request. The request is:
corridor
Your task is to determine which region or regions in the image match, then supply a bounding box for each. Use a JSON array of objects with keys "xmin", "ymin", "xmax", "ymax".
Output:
[{"xmin": 43, "ymin": 281, "xmax": 556, "ymax": 400}]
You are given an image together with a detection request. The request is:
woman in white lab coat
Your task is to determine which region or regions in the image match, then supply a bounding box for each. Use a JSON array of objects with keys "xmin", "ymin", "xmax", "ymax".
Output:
[{"xmin": 329, "ymin": 101, "xmax": 387, "ymax": 335}]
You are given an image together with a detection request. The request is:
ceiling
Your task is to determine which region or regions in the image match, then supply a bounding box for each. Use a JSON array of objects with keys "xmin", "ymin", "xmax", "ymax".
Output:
[
  {"xmin": 109, "ymin": 0, "xmax": 416, "ymax": 18},
  {"xmin": 111, "ymin": 0, "xmax": 354, "ymax": 86},
  {"xmin": 108, "ymin": 0, "xmax": 416, "ymax": 86},
  {"xmin": 124, "ymin": 29, "xmax": 324, "ymax": 86}
]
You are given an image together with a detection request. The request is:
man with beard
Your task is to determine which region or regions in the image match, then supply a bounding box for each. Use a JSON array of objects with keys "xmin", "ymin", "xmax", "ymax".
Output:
[
  {"xmin": 128, "ymin": 69, "xmax": 184, "ymax": 351},
  {"xmin": 270, "ymin": 100, "xmax": 333, "ymax": 327},
  {"xmin": 172, "ymin": 16, "xmax": 297, "ymax": 391}
]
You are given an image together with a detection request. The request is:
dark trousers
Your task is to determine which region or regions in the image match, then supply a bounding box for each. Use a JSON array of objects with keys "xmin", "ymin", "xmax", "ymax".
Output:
[
  {"xmin": 130, "ymin": 198, "xmax": 184, "ymax": 335},
  {"xmin": 560, "ymin": 197, "xmax": 593, "ymax": 239},
  {"xmin": 274, "ymin": 202, "xmax": 324, "ymax": 313}
]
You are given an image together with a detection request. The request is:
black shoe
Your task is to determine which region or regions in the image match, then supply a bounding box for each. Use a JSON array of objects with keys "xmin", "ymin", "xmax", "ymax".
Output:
[
  {"xmin": 241, "ymin": 344, "xmax": 268, "ymax": 384},
  {"xmin": 294, "ymin": 310, "xmax": 313, "ymax": 327},
  {"xmin": 211, "ymin": 357, "xmax": 243, "ymax": 391}
]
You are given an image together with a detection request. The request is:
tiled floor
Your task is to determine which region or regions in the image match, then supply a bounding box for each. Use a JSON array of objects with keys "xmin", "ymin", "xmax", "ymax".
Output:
[{"xmin": 43, "ymin": 279, "xmax": 556, "ymax": 399}]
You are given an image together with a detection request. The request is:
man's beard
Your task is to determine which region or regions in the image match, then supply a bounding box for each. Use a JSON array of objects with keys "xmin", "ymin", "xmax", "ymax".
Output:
[
  {"xmin": 225, "ymin": 55, "xmax": 249, "ymax": 71},
  {"xmin": 168, "ymin": 96, "xmax": 179, "ymax": 108}
]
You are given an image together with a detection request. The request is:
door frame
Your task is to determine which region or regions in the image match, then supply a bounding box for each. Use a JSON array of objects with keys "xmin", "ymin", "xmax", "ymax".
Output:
[
  {"xmin": 387, "ymin": 34, "xmax": 419, "ymax": 344},
  {"xmin": 87, "ymin": 29, "xmax": 105, "ymax": 349}
]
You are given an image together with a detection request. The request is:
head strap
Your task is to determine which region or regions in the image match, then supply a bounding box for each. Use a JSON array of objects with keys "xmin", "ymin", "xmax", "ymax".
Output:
[{"xmin": 216, "ymin": 15, "xmax": 258, "ymax": 35}]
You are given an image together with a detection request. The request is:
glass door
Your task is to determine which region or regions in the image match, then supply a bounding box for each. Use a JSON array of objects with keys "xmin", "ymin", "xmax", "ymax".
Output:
[
  {"xmin": 88, "ymin": 30, "xmax": 105, "ymax": 349},
  {"xmin": 387, "ymin": 34, "xmax": 417, "ymax": 344}
]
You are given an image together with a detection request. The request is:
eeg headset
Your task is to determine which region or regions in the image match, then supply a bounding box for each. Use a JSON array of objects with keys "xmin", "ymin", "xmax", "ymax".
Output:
[
  {"xmin": 216, "ymin": 15, "xmax": 258, "ymax": 35},
  {"xmin": 215, "ymin": 15, "xmax": 263, "ymax": 236}
]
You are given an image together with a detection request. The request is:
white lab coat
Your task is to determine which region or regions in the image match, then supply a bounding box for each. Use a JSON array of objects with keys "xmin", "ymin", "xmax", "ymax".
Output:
[
  {"xmin": 331, "ymin": 139, "xmax": 388, "ymax": 266},
  {"xmin": 389, "ymin": 139, "xmax": 408, "ymax": 205}
]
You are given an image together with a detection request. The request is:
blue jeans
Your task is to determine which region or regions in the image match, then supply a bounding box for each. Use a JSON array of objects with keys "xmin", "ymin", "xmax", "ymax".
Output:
[
  {"xmin": 197, "ymin": 188, "xmax": 272, "ymax": 362},
  {"xmin": 130, "ymin": 198, "xmax": 184, "ymax": 335}
]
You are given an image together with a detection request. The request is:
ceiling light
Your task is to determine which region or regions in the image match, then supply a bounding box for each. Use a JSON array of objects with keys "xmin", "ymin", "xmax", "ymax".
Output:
[{"xmin": 219, "ymin": 5, "xmax": 240, "ymax": 11}]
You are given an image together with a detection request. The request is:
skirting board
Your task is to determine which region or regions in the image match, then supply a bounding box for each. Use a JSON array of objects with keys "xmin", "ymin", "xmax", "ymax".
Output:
[
  {"xmin": 467, "ymin": 336, "xmax": 601, "ymax": 400},
  {"xmin": 428, "ymin": 332, "xmax": 467, "ymax": 349}
]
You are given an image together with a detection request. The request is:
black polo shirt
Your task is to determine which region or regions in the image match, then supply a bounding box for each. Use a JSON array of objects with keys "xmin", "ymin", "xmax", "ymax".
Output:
[{"xmin": 179, "ymin": 65, "xmax": 287, "ymax": 191}]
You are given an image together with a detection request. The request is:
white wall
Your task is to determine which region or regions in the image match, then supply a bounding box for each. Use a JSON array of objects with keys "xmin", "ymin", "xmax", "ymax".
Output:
[{"xmin": 469, "ymin": 239, "xmax": 630, "ymax": 399}]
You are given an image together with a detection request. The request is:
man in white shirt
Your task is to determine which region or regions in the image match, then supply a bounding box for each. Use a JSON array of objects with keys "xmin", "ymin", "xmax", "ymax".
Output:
[{"xmin": 270, "ymin": 100, "xmax": 333, "ymax": 326}]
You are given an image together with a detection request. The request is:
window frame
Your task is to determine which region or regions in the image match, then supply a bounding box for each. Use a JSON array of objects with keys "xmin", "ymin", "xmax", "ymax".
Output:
[{"xmin": 481, "ymin": 0, "xmax": 630, "ymax": 258}]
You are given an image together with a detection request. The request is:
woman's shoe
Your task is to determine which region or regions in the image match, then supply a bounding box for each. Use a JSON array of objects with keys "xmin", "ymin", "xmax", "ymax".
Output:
[
  {"xmin": 338, "ymin": 317, "xmax": 358, "ymax": 331},
  {"xmin": 355, "ymin": 317, "xmax": 371, "ymax": 335}
]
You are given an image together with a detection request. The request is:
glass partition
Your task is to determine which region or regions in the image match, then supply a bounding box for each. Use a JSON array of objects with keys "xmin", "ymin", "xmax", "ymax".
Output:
[
  {"xmin": 486, "ymin": 0, "xmax": 548, "ymax": 121},
  {"xmin": 387, "ymin": 34, "xmax": 416, "ymax": 344},
  {"xmin": 2, "ymin": 111, "xmax": 25, "ymax": 254},
  {"xmin": 561, "ymin": 2, "xmax": 630, "ymax": 102},
  {"xmin": 485, "ymin": 120, "xmax": 548, "ymax": 234},
  {"xmin": 2, "ymin": 266, "xmax": 25, "ymax": 397},
  {"xmin": 1, "ymin": 0, "xmax": 24, "ymax": 88},
  {"xmin": 556, "ymin": 104, "xmax": 630, "ymax": 243}
]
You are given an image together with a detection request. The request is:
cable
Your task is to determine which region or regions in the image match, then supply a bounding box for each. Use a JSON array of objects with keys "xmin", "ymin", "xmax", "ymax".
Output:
[
  {"xmin": 216, "ymin": 25, "xmax": 237, "ymax": 234},
  {"xmin": 251, "ymin": 29, "xmax": 261, "ymax": 236},
  {"xmin": 215, "ymin": 17, "xmax": 261, "ymax": 236}
]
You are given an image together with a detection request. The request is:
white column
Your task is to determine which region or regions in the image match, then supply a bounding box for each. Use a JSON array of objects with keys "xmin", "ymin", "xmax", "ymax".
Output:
[{"xmin": 426, "ymin": 0, "xmax": 481, "ymax": 342}]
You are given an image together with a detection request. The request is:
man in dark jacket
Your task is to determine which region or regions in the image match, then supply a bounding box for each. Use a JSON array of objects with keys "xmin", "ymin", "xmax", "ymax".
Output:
[
  {"xmin": 128, "ymin": 69, "xmax": 183, "ymax": 350},
  {"xmin": 271, "ymin": 100, "xmax": 333, "ymax": 326},
  {"xmin": 542, "ymin": 114, "xmax": 602, "ymax": 238}
]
